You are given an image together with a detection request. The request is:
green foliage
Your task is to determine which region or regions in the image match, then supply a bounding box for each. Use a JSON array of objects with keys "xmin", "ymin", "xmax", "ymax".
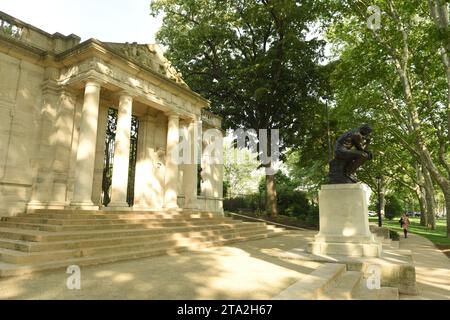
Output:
[
  {"xmin": 320, "ymin": 0, "xmax": 448, "ymax": 235},
  {"xmin": 150, "ymin": 0, "xmax": 328, "ymax": 152},
  {"xmin": 223, "ymin": 144, "xmax": 263, "ymax": 196},
  {"xmin": 277, "ymin": 190, "xmax": 308, "ymax": 217},
  {"xmin": 223, "ymin": 180, "xmax": 230, "ymax": 198},
  {"xmin": 223, "ymin": 194, "xmax": 261, "ymax": 213},
  {"xmin": 384, "ymin": 195, "xmax": 404, "ymax": 220},
  {"xmin": 389, "ymin": 230, "xmax": 400, "ymax": 241},
  {"xmin": 257, "ymin": 170, "xmax": 318, "ymax": 222}
]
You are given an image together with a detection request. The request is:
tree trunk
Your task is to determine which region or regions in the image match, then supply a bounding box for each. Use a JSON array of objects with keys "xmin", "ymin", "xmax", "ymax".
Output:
[
  {"xmin": 429, "ymin": 0, "xmax": 450, "ymax": 145},
  {"xmin": 266, "ymin": 171, "xmax": 278, "ymax": 216},
  {"xmin": 416, "ymin": 142, "xmax": 450, "ymax": 236},
  {"xmin": 422, "ymin": 166, "xmax": 437, "ymax": 229},
  {"xmin": 442, "ymin": 191, "xmax": 450, "ymax": 238},
  {"xmin": 444, "ymin": 190, "xmax": 450, "ymax": 238},
  {"xmin": 379, "ymin": 176, "xmax": 386, "ymax": 218},
  {"xmin": 416, "ymin": 185, "xmax": 428, "ymax": 227},
  {"xmin": 428, "ymin": 0, "xmax": 450, "ymax": 237}
]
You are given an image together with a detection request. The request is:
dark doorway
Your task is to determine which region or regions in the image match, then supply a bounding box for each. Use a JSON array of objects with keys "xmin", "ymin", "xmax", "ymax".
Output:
[{"xmin": 101, "ymin": 108, "xmax": 139, "ymax": 207}]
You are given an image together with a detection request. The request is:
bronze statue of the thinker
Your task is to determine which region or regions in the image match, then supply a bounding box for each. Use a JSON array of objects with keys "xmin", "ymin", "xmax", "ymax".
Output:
[{"xmin": 328, "ymin": 124, "xmax": 373, "ymax": 184}]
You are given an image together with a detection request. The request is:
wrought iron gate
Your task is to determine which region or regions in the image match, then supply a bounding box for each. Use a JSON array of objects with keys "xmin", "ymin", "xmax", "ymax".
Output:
[{"xmin": 101, "ymin": 108, "xmax": 139, "ymax": 207}]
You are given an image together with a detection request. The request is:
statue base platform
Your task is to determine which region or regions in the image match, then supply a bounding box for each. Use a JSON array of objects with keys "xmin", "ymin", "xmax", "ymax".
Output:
[{"xmin": 307, "ymin": 184, "xmax": 382, "ymax": 258}]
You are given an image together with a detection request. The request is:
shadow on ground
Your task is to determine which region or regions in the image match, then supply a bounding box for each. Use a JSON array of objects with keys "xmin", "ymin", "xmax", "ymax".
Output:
[{"xmin": 0, "ymin": 232, "xmax": 320, "ymax": 300}]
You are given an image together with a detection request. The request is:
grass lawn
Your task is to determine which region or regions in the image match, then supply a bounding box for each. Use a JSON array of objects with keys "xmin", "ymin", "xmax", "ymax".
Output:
[{"xmin": 370, "ymin": 217, "xmax": 450, "ymax": 246}]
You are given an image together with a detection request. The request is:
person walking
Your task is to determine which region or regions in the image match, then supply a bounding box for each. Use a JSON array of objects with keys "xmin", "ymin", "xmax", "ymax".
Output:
[{"xmin": 401, "ymin": 214, "xmax": 410, "ymax": 238}]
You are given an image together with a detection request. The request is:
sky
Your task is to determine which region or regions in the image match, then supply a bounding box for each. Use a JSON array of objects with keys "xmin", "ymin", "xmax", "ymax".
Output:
[{"xmin": 1, "ymin": 0, "xmax": 163, "ymax": 43}]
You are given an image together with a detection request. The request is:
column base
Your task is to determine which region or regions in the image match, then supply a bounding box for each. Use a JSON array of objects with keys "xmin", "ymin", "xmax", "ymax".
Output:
[
  {"xmin": 68, "ymin": 202, "xmax": 99, "ymax": 211},
  {"xmin": 307, "ymin": 241, "xmax": 382, "ymax": 257},
  {"xmin": 183, "ymin": 199, "xmax": 199, "ymax": 210},
  {"xmin": 164, "ymin": 205, "xmax": 180, "ymax": 210},
  {"xmin": 104, "ymin": 202, "xmax": 131, "ymax": 211},
  {"xmin": 183, "ymin": 206, "xmax": 200, "ymax": 211},
  {"xmin": 27, "ymin": 201, "xmax": 66, "ymax": 212}
]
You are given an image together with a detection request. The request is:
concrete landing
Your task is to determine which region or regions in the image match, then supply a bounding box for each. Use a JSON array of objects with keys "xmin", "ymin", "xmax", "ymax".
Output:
[{"xmin": 0, "ymin": 231, "xmax": 447, "ymax": 300}]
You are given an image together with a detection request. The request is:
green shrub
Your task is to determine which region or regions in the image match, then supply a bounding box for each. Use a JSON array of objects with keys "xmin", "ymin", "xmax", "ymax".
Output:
[
  {"xmin": 227, "ymin": 171, "xmax": 318, "ymax": 228},
  {"xmin": 305, "ymin": 205, "xmax": 319, "ymax": 228},
  {"xmin": 389, "ymin": 229, "xmax": 400, "ymax": 241},
  {"xmin": 279, "ymin": 191, "xmax": 310, "ymax": 217},
  {"xmin": 384, "ymin": 195, "xmax": 404, "ymax": 220}
]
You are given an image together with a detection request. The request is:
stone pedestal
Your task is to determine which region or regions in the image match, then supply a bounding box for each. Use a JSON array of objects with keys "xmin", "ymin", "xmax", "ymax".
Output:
[{"xmin": 308, "ymin": 184, "xmax": 382, "ymax": 257}]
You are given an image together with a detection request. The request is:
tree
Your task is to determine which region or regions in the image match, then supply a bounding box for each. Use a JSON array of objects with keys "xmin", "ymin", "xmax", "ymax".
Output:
[
  {"xmin": 324, "ymin": 0, "xmax": 448, "ymax": 235},
  {"xmin": 385, "ymin": 195, "xmax": 404, "ymax": 220},
  {"xmin": 428, "ymin": 0, "xmax": 450, "ymax": 145},
  {"xmin": 150, "ymin": 0, "xmax": 326, "ymax": 215},
  {"xmin": 223, "ymin": 142, "xmax": 264, "ymax": 196}
]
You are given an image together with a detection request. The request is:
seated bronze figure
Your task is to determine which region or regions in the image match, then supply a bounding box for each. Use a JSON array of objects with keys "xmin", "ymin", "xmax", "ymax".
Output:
[{"xmin": 328, "ymin": 124, "xmax": 373, "ymax": 184}]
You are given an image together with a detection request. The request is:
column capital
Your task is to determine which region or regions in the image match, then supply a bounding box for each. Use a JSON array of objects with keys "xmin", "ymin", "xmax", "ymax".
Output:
[
  {"xmin": 165, "ymin": 111, "xmax": 181, "ymax": 119},
  {"xmin": 118, "ymin": 90, "xmax": 134, "ymax": 100},
  {"xmin": 183, "ymin": 113, "xmax": 202, "ymax": 124},
  {"xmin": 85, "ymin": 79, "xmax": 102, "ymax": 89}
]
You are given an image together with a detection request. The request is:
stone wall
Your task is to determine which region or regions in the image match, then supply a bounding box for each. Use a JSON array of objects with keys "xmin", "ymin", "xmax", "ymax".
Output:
[
  {"xmin": 0, "ymin": 52, "xmax": 44, "ymax": 216},
  {"xmin": 0, "ymin": 11, "xmax": 224, "ymax": 216},
  {"xmin": 0, "ymin": 11, "xmax": 80, "ymax": 53}
]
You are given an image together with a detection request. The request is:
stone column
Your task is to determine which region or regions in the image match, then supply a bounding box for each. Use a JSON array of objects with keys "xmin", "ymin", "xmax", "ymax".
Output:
[
  {"xmin": 92, "ymin": 104, "xmax": 109, "ymax": 206},
  {"xmin": 70, "ymin": 80, "xmax": 101, "ymax": 209},
  {"xmin": 183, "ymin": 118, "xmax": 201, "ymax": 210},
  {"xmin": 214, "ymin": 162, "xmax": 224, "ymax": 215},
  {"xmin": 202, "ymin": 128, "xmax": 224, "ymax": 214},
  {"xmin": 201, "ymin": 140, "xmax": 213, "ymax": 198},
  {"xmin": 134, "ymin": 115, "xmax": 158, "ymax": 209},
  {"xmin": 108, "ymin": 93, "xmax": 133, "ymax": 209},
  {"xmin": 164, "ymin": 112, "xmax": 180, "ymax": 209}
]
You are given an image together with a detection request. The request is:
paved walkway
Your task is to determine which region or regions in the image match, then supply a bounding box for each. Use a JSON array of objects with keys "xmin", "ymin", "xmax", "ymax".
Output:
[
  {"xmin": 0, "ymin": 230, "xmax": 448, "ymax": 300},
  {"xmin": 397, "ymin": 233, "xmax": 450, "ymax": 300}
]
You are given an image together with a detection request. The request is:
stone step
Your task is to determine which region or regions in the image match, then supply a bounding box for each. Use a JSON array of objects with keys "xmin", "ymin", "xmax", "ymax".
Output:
[
  {"xmin": 1, "ymin": 216, "xmax": 231, "ymax": 226},
  {"xmin": 0, "ymin": 224, "xmax": 271, "ymax": 252},
  {"xmin": 0, "ymin": 230, "xmax": 289, "ymax": 277},
  {"xmin": 273, "ymin": 263, "xmax": 347, "ymax": 300},
  {"xmin": 18, "ymin": 212, "xmax": 221, "ymax": 220},
  {"xmin": 0, "ymin": 219, "xmax": 253, "ymax": 232},
  {"xmin": 27, "ymin": 209, "xmax": 186, "ymax": 215},
  {"xmin": 0, "ymin": 219, "xmax": 241, "ymax": 232},
  {"xmin": 0, "ymin": 222, "xmax": 269, "ymax": 242},
  {"xmin": 318, "ymin": 271, "xmax": 362, "ymax": 300},
  {"xmin": 352, "ymin": 282, "xmax": 399, "ymax": 300},
  {"xmin": 0, "ymin": 228, "xmax": 284, "ymax": 264}
]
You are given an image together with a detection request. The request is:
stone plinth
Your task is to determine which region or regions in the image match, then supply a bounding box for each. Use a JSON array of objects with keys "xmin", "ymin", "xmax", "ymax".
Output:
[{"xmin": 308, "ymin": 184, "xmax": 382, "ymax": 257}]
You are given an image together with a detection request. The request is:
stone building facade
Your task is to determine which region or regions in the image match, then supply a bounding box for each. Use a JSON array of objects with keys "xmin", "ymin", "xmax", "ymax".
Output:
[{"xmin": 0, "ymin": 11, "xmax": 223, "ymax": 217}]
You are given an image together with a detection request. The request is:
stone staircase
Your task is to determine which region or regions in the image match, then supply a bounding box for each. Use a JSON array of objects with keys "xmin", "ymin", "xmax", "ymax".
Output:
[
  {"xmin": 274, "ymin": 263, "xmax": 399, "ymax": 300},
  {"xmin": 0, "ymin": 209, "xmax": 288, "ymax": 278}
]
